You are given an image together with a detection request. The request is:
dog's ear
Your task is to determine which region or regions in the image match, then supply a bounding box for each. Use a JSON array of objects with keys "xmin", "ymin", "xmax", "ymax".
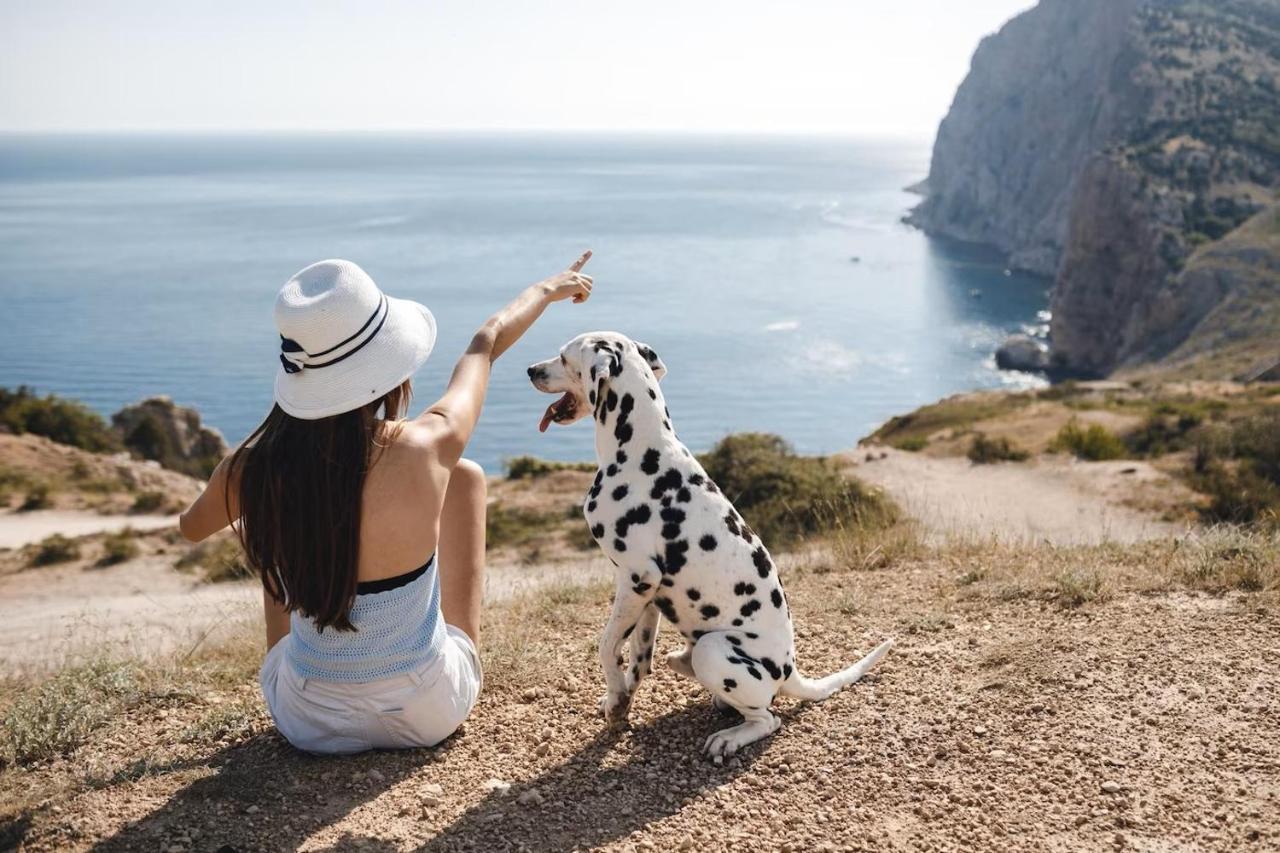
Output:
[
  {"xmin": 583, "ymin": 339, "xmax": 622, "ymax": 412},
  {"xmin": 634, "ymin": 341, "xmax": 666, "ymax": 382}
]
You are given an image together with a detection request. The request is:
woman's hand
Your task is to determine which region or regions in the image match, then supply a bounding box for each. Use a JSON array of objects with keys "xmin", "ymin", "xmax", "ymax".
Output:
[{"xmin": 541, "ymin": 250, "xmax": 594, "ymax": 304}]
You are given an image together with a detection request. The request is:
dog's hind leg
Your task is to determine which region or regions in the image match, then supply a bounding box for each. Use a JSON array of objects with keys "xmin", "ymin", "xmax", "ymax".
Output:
[
  {"xmin": 598, "ymin": 573, "xmax": 657, "ymax": 727},
  {"xmin": 691, "ymin": 632, "xmax": 783, "ymax": 758},
  {"xmin": 666, "ymin": 641, "xmax": 695, "ymax": 679},
  {"xmin": 625, "ymin": 604, "xmax": 661, "ymax": 692}
]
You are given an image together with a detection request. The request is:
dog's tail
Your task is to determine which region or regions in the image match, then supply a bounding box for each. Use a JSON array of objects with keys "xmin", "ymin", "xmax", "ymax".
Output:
[{"xmin": 778, "ymin": 638, "xmax": 894, "ymax": 702}]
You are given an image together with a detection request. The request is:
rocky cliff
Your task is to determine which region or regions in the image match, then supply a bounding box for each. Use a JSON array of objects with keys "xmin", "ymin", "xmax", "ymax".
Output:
[{"xmin": 914, "ymin": 0, "xmax": 1280, "ymax": 377}]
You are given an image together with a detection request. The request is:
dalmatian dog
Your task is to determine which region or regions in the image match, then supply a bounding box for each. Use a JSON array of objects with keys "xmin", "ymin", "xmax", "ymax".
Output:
[{"xmin": 527, "ymin": 332, "xmax": 893, "ymax": 758}]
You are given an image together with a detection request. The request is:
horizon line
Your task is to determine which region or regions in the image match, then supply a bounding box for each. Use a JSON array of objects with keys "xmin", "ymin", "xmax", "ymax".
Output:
[{"xmin": 0, "ymin": 125, "xmax": 937, "ymax": 140}]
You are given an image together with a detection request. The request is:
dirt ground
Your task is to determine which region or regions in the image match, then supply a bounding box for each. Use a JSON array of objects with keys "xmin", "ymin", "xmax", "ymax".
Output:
[
  {"xmin": 4, "ymin": 533, "xmax": 1278, "ymax": 852},
  {"xmin": 845, "ymin": 448, "xmax": 1196, "ymax": 545}
]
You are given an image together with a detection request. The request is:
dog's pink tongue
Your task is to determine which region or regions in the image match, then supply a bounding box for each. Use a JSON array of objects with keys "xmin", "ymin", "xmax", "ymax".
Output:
[{"xmin": 538, "ymin": 393, "xmax": 572, "ymax": 433}]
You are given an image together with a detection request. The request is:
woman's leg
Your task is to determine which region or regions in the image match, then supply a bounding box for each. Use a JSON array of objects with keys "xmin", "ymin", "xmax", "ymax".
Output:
[{"xmin": 438, "ymin": 458, "xmax": 487, "ymax": 645}]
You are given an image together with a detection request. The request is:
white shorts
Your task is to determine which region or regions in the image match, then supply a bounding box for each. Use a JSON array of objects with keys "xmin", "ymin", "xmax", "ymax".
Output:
[{"xmin": 259, "ymin": 624, "xmax": 482, "ymax": 755}]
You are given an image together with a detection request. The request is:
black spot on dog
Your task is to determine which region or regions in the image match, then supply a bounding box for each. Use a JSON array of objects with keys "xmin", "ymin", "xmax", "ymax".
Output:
[
  {"xmin": 616, "ymin": 450, "xmax": 627, "ymax": 465},
  {"xmin": 723, "ymin": 678, "xmax": 737, "ymax": 691},
  {"xmin": 740, "ymin": 599, "xmax": 762, "ymax": 618},
  {"xmin": 587, "ymin": 500, "xmax": 597, "ymax": 512},
  {"xmin": 605, "ymin": 390, "xmax": 618, "ymax": 411},
  {"xmin": 641, "ymin": 628, "xmax": 651, "ymax": 642},
  {"xmin": 606, "ymin": 464, "xmax": 618, "ymax": 477},
  {"xmin": 732, "ymin": 618, "xmax": 743, "ymax": 627},
  {"xmin": 771, "ymin": 588, "xmax": 784, "ymax": 608},
  {"xmin": 632, "ymin": 581, "xmax": 651, "ymax": 594},
  {"xmin": 745, "ymin": 632, "xmax": 759, "ymax": 640},
  {"xmin": 734, "ymin": 581, "xmax": 756, "ymax": 596},
  {"xmin": 738, "ymin": 520, "xmax": 755, "ymax": 543},
  {"xmin": 745, "ymin": 666, "xmax": 762, "ymax": 680},
  {"xmin": 699, "ymin": 604, "xmax": 720, "ymax": 619},
  {"xmin": 659, "ymin": 540, "xmax": 689, "ymax": 575},
  {"xmin": 648, "ymin": 388, "xmax": 657, "ymax": 399},
  {"xmin": 660, "ymin": 577, "xmax": 673, "ymax": 587},
  {"xmin": 630, "ymin": 664, "xmax": 638, "ymax": 680},
  {"xmin": 617, "ymin": 655, "xmax": 624, "ymax": 667},
  {"xmin": 699, "ymin": 534, "xmax": 717, "ymax": 551},
  {"xmin": 760, "ymin": 657, "xmax": 783, "ymax": 680},
  {"xmin": 752, "ymin": 547, "xmax": 772, "ymax": 578},
  {"xmin": 589, "ymin": 389, "xmax": 596, "ymax": 405},
  {"xmin": 660, "ymin": 497, "xmax": 672, "ymax": 508},
  {"xmin": 783, "ymin": 663, "xmax": 793, "ymax": 679},
  {"xmin": 660, "ymin": 507, "xmax": 685, "ymax": 539},
  {"xmin": 726, "ymin": 634, "xmax": 742, "ymax": 646},
  {"xmin": 591, "ymin": 523, "xmax": 605, "ymax": 539},
  {"xmin": 653, "ymin": 596, "xmax": 678, "ymax": 623},
  {"xmin": 588, "ymin": 471, "xmax": 603, "ymax": 498},
  {"xmin": 686, "ymin": 588, "xmax": 701, "ymax": 601},
  {"xmin": 620, "ymin": 393, "xmax": 634, "ymax": 414},
  {"xmin": 614, "ymin": 538, "xmax": 626, "ymax": 551},
  {"xmin": 649, "ymin": 468, "xmax": 683, "ymax": 499},
  {"xmin": 662, "ymin": 420, "xmax": 671, "ymax": 431},
  {"xmin": 688, "ymin": 472, "xmax": 705, "ymax": 486},
  {"xmin": 676, "ymin": 488, "xmax": 691, "ymax": 503},
  {"xmin": 641, "ymin": 449, "xmax": 660, "ymax": 475},
  {"xmin": 615, "ymin": 504, "xmax": 652, "ymax": 539},
  {"xmin": 724, "ymin": 513, "xmax": 740, "ymax": 537},
  {"xmin": 692, "ymin": 629, "xmax": 707, "ymax": 640},
  {"xmin": 615, "ymin": 421, "xmax": 633, "ymax": 445},
  {"xmin": 705, "ymin": 480, "xmax": 719, "ymax": 494},
  {"xmin": 622, "ymin": 624, "xmax": 635, "ymax": 639},
  {"xmin": 612, "ymin": 484, "xmax": 628, "ymax": 501}
]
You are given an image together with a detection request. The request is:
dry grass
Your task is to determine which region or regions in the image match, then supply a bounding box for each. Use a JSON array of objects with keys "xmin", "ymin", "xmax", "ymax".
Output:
[{"xmin": 175, "ymin": 534, "xmax": 253, "ymax": 583}]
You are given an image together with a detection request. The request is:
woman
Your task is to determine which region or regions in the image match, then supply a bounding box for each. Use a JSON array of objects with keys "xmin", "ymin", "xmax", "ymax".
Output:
[{"xmin": 180, "ymin": 252, "xmax": 593, "ymax": 753}]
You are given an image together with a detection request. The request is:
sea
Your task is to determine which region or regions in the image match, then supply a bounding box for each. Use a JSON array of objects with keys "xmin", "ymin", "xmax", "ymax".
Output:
[{"xmin": 0, "ymin": 133, "xmax": 1048, "ymax": 471}]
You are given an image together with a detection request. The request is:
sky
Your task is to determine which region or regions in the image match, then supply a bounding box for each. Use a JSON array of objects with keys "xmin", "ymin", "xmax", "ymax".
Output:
[{"xmin": 0, "ymin": 0, "xmax": 1035, "ymax": 136}]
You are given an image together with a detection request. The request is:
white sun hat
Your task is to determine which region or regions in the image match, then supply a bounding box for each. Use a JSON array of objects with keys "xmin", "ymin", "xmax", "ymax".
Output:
[{"xmin": 273, "ymin": 259, "xmax": 436, "ymax": 420}]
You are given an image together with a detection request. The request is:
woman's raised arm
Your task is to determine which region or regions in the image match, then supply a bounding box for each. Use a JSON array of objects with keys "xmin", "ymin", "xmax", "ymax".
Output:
[{"xmin": 419, "ymin": 251, "xmax": 593, "ymax": 464}]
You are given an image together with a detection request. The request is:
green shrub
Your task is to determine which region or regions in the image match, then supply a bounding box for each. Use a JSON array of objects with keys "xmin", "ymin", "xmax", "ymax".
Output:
[
  {"xmin": 130, "ymin": 490, "xmax": 167, "ymax": 513},
  {"xmin": 98, "ymin": 529, "xmax": 140, "ymax": 566},
  {"xmin": 0, "ymin": 660, "xmax": 142, "ymax": 766},
  {"xmin": 699, "ymin": 433, "xmax": 897, "ymax": 547},
  {"xmin": 967, "ymin": 433, "xmax": 1030, "ymax": 464},
  {"xmin": 1187, "ymin": 412, "xmax": 1280, "ymax": 526},
  {"xmin": 505, "ymin": 456, "xmax": 595, "ymax": 480},
  {"xmin": 1050, "ymin": 421, "xmax": 1128, "ymax": 461},
  {"xmin": 0, "ymin": 386, "xmax": 120, "ymax": 453},
  {"xmin": 29, "ymin": 534, "xmax": 80, "ymax": 567},
  {"xmin": 176, "ymin": 536, "xmax": 252, "ymax": 582},
  {"xmin": 486, "ymin": 503, "xmax": 567, "ymax": 549},
  {"xmin": 893, "ymin": 436, "xmax": 928, "ymax": 452},
  {"xmin": 1126, "ymin": 410, "xmax": 1205, "ymax": 457},
  {"xmin": 18, "ymin": 482, "xmax": 52, "ymax": 511}
]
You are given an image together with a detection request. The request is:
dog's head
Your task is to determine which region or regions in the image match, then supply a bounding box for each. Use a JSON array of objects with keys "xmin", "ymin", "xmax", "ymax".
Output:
[{"xmin": 527, "ymin": 332, "xmax": 666, "ymax": 432}]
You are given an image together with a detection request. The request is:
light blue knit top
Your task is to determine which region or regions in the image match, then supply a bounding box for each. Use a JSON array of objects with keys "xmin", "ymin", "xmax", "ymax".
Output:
[{"xmin": 286, "ymin": 555, "xmax": 447, "ymax": 682}]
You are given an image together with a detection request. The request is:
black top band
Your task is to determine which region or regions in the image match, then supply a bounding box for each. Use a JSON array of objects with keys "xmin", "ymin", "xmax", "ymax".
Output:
[
  {"xmin": 356, "ymin": 553, "xmax": 434, "ymax": 595},
  {"xmin": 279, "ymin": 295, "xmax": 389, "ymax": 373}
]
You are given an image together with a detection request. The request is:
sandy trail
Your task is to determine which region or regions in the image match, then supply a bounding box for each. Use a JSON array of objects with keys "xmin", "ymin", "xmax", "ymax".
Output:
[
  {"xmin": 846, "ymin": 448, "xmax": 1191, "ymax": 545},
  {"xmin": 0, "ymin": 510, "xmax": 177, "ymax": 549},
  {"xmin": 0, "ymin": 551, "xmax": 615, "ymax": 675}
]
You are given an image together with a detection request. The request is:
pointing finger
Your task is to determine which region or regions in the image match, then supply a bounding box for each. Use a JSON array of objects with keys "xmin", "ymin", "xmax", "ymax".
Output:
[{"xmin": 570, "ymin": 250, "xmax": 593, "ymax": 272}]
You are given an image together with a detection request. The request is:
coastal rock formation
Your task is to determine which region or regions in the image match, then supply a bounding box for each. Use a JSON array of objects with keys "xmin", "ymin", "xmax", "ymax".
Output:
[
  {"xmin": 112, "ymin": 396, "xmax": 228, "ymax": 479},
  {"xmin": 914, "ymin": 0, "xmax": 1280, "ymax": 376},
  {"xmin": 994, "ymin": 334, "xmax": 1051, "ymax": 372}
]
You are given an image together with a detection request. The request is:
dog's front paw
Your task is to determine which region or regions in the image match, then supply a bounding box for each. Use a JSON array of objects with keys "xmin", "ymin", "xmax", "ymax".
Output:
[{"xmin": 598, "ymin": 691, "xmax": 632, "ymax": 728}]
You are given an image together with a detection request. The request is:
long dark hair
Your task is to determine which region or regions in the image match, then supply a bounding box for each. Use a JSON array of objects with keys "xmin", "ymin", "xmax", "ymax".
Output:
[{"xmin": 228, "ymin": 380, "xmax": 411, "ymax": 632}]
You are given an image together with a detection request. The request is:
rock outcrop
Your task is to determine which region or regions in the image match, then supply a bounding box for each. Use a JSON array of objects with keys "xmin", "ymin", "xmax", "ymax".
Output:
[
  {"xmin": 112, "ymin": 396, "xmax": 228, "ymax": 479},
  {"xmin": 913, "ymin": 0, "xmax": 1280, "ymax": 377},
  {"xmin": 995, "ymin": 334, "xmax": 1051, "ymax": 372}
]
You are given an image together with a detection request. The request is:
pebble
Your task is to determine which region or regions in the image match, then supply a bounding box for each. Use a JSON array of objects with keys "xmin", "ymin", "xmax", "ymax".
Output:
[
  {"xmin": 535, "ymin": 742, "xmax": 550, "ymax": 756},
  {"xmin": 973, "ymin": 726, "xmax": 988, "ymax": 736},
  {"xmin": 1101, "ymin": 781, "xmax": 1122, "ymax": 794},
  {"xmin": 483, "ymin": 778, "xmax": 512, "ymax": 796},
  {"xmin": 517, "ymin": 789, "xmax": 545, "ymax": 806},
  {"xmin": 367, "ymin": 769, "xmax": 385, "ymax": 783},
  {"xmin": 245, "ymin": 805, "xmax": 259, "ymax": 814}
]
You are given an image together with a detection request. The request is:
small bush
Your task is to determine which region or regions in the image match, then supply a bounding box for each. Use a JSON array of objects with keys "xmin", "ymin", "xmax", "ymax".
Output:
[
  {"xmin": 893, "ymin": 436, "xmax": 928, "ymax": 453},
  {"xmin": 1051, "ymin": 569, "xmax": 1109, "ymax": 609},
  {"xmin": 130, "ymin": 490, "xmax": 167, "ymax": 513},
  {"xmin": 0, "ymin": 660, "xmax": 142, "ymax": 766},
  {"xmin": 967, "ymin": 433, "xmax": 1030, "ymax": 464},
  {"xmin": 505, "ymin": 456, "xmax": 595, "ymax": 480},
  {"xmin": 1125, "ymin": 412, "xmax": 1203, "ymax": 457},
  {"xmin": 1187, "ymin": 412, "xmax": 1280, "ymax": 526},
  {"xmin": 19, "ymin": 482, "xmax": 52, "ymax": 511},
  {"xmin": 1050, "ymin": 421, "xmax": 1128, "ymax": 461},
  {"xmin": 486, "ymin": 503, "xmax": 568, "ymax": 549},
  {"xmin": 176, "ymin": 536, "xmax": 252, "ymax": 582},
  {"xmin": 699, "ymin": 433, "xmax": 898, "ymax": 548},
  {"xmin": 29, "ymin": 534, "xmax": 80, "ymax": 567},
  {"xmin": 98, "ymin": 529, "xmax": 140, "ymax": 566},
  {"xmin": 0, "ymin": 386, "xmax": 121, "ymax": 453}
]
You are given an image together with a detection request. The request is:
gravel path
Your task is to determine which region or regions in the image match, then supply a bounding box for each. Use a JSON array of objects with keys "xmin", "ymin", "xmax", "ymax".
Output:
[
  {"xmin": 846, "ymin": 448, "xmax": 1192, "ymax": 545},
  {"xmin": 0, "ymin": 510, "xmax": 177, "ymax": 549}
]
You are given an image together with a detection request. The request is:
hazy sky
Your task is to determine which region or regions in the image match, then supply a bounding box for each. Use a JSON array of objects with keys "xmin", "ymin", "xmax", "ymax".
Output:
[{"xmin": 0, "ymin": 0, "xmax": 1034, "ymax": 135}]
